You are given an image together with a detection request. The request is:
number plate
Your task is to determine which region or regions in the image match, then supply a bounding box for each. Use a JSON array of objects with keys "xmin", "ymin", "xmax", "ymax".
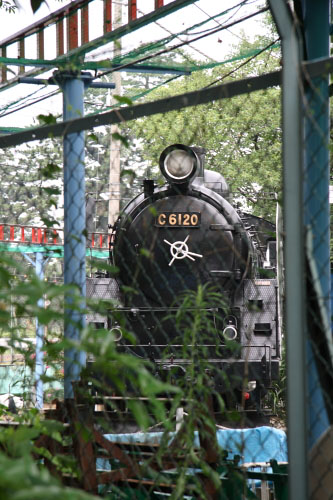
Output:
[{"xmin": 155, "ymin": 212, "xmax": 201, "ymax": 227}]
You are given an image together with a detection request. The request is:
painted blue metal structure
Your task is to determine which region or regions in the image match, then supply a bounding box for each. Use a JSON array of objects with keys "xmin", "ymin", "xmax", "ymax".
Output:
[
  {"xmin": 58, "ymin": 72, "xmax": 115, "ymax": 399},
  {"xmin": 35, "ymin": 252, "xmax": 46, "ymax": 409},
  {"xmin": 7, "ymin": 7, "xmax": 332, "ymax": 498},
  {"xmin": 270, "ymin": 1, "xmax": 332, "ymax": 498},
  {"xmin": 301, "ymin": 0, "xmax": 331, "ymax": 449},
  {"xmin": 22, "ymin": 251, "xmax": 47, "ymax": 409},
  {"xmin": 60, "ymin": 73, "xmax": 88, "ymax": 400}
]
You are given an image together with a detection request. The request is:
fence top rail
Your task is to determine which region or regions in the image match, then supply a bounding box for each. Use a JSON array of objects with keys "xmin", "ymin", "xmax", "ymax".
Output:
[
  {"xmin": 2, "ymin": 51, "xmax": 332, "ymax": 149},
  {"xmin": 0, "ymin": 0, "xmax": 196, "ymax": 91},
  {"xmin": 0, "ymin": 0, "xmax": 91, "ymax": 48},
  {"xmin": 0, "ymin": 69, "xmax": 282, "ymax": 149},
  {"xmin": 0, "ymin": 0, "xmax": 192, "ymax": 50}
]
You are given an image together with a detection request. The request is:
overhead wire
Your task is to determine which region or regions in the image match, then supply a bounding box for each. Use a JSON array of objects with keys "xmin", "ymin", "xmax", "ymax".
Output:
[
  {"xmin": 193, "ymin": 2, "xmax": 249, "ymax": 43},
  {"xmin": 204, "ymin": 37, "xmax": 280, "ymax": 89},
  {"xmin": 0, "ymin": 2, "xmax": 271, "ymax": 123},
  {"xmin": 0, "ymin": 39, "xmax": 279, "ymax": 122},
  {"xmin": 191, "ymin": 0, "xmax": 244, "ymax": 35},
  {"xmin": 135, "ymin": 7, "xmax": 218, "ymax": 63},
  {"xmin": 0, "ymin": 88, "xmax": 60, "ymax": 118},
  {"xmin": 96, "ymin": 6, "xmax": 269, "ymax": 80},
  {"xmin": 1, "ymin": 37, "xmax": 276, "ymax": 122},
  {"xmin": 90, "ymin": 1, "xmax": 253, "ymax": 68},
  {"xmin": 83, "ymin": 37, "xmax": 280, "ymax": 117},
  {"xmin": 0, "ymin": 86, "xmax": 51, "ymax": 116},
  {"xmin": 84, "ymin": 74, "xmax": 181, "ymax": 116},
  {"xmin": 83, "ymin": 6, "xmax": 276, "ymax": 117}
]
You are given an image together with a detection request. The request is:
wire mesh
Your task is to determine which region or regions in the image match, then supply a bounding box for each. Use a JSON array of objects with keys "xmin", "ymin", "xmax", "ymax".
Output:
[
  {"xmin": 302, "ymin": 66, "xmax": 332, "ymax": 500},
  {"xmin": 0, "ymin": 86, "xmax": 288, "ymax": 498},
  {"xmin": 0, "ymin": 2, "xmax": 331, "ymax": 498}
]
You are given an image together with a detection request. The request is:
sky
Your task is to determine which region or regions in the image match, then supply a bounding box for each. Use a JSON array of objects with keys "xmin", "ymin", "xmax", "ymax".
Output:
[{"xmin": 0, "ymin": 0, "xmax": 266, "ymax": 128}]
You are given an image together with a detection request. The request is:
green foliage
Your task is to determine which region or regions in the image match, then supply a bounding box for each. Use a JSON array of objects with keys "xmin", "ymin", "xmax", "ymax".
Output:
[
  {"xmin": 0, "ymin": 235, "xmax": 283, "ymax": 498},
  {"xmin": 111, "ymin": 132, "xmax": 129, "ymax": 148},
  {"xmin": 112, "ymin": 95, "xmax": 133, "ymax": 106},
  {"xmin": 270, "ymin": 338, "xmax": 286, "ymax": 422},
  {"xmin": 0, "ymin": 0, "xmax": 16, "ymax": 12},
  {"xmin": 0, "ymin": 387, "xmax": 96, "ymax": 499},
  {"xmin": 0, "ymin": 252, "xmax": 178, "ymax": 494},
  {"xmin": 124, "ymin": 37, "xmax": 281, "ymax": 220},
  {"xmin": 148, "ymin": 285, "xmax": 234, "ymax": 498},
  {"xmin": 0, "ymin": 14, "xmax": 285, "ymax": 497},
  {"xmin": 0, "ymin": 139, "xmax": 63, "ymax": 227},
  {"xmin": 37, "ymin": 114, "xmax": 58, "ymax": 126},
  {"xmin": 0, "ymin": 452, "xmax": 98, "ymax": 500},
  {"xmin": 30, "ymin": 0, "xmax": 46, "ymax": 13}
]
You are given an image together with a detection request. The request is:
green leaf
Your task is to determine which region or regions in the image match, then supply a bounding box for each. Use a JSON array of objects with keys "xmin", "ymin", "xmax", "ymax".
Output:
[
  {"xmin": 127, "ymin": 400, "xmax": 149, "ymax": 430},
  {"xmin": 120, "ymin": 168, "xmax": 136, "ymax": 177},
  {"xmin": 41, "ymin": 217, "xmax": 58, "ymax": 228},
  {"xmin": 40, "ymin": 163, "xmax": 62, "ymax": 179},
  {"xmin": 37, "ymin": 113, "xmax": 57, "ymax": 125},
  {"xmin": 42, "ymin": 187, "xmax": 61, "ymax": 196},
  {"xmin": 113, "ymin": 94, "xmax": 133, "ymax": 106},
  {"xmin": 139, "ymin": 248, "xmax": 151, "ymax": 258},
  {"xmin": 149, "ymin": 206, "xmax": 158, "ymax": 216},
  {"xmin": 87, "ymin": 133, "xmax": 99, "ymax": 142},
  {"xmin": 30, "ymin": 0, "xmax": 44, "ymax": 12},
  {"xmin": 111, "ymin": 132, "xmax": 129, "ymax": 148}
]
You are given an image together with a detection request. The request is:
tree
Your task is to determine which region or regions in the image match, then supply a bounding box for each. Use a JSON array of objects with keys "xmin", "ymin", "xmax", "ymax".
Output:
[
  {"xmin": 0, "ymin": 138, "xmax": 62, "ymax": 227},
  {"xmin": 123, "ymin": 36, "xmax": 281, "ymax": 220}
]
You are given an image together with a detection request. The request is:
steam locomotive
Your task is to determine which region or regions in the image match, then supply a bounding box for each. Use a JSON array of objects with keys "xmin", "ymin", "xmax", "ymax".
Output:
[{"xmin": 87, "ymin": 144, "xmax": 281, "ymax": 416}]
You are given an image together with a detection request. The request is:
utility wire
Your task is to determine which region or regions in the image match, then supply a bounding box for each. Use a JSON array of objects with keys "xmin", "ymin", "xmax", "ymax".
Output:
[
  {"xmin": 137, "ymin": 8, "xmax": 218, "ymax": 63},
  {"xmin": 0, "ymin": 86, "xmax": 49, "ymax": 116},
  {"xmin": 91, "ymin": 1, "xmax": 252, "ymax": 68},
  {"xmin": 0, "ymin": 89, "xmax": 60, "ymax": 118},
  {"xmin": 192, "ymin": 0, "xmax": 244, "ymax": 35},
  {"xmin": 204, "ymin": 37, "xmax": 280, "ymax": 89},
  {"xmin": 0, "ymin": 4, "xmax": 269, "ymax": 120},
  {"xmin": 96, "ymin": 7, "xmax": 269, "ymax": 80},
  {"xmin": 193, "ymin": 2, "xmax": 249, "ymax": 43}
]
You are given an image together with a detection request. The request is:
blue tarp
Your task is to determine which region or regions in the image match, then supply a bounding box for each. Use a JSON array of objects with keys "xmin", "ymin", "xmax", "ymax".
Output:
[
  {"xmin": 101, "ymin": 426, "xmax": 287, "ymax": 466},
  {"xmin": 215, "ymin": 426, "xmax": 287, "ymax": 463}
]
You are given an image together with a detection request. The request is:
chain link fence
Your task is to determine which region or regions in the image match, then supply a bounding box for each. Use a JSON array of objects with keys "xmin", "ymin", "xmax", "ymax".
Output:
[
  {"xmin": 0, "ymin": 1, "xmax": 331, "ymax": 499},
  {"xmin": 302, "ymin": 55, "xmax": 332, "ymax": 500}
]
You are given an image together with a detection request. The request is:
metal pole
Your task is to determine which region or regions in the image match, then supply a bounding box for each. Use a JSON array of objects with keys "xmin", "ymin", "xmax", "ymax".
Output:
[
  {"xmin": 23, "ymin": 251, "xmax": 46, "ymax": 409},
  {"xmin": 108, "ymin": 0, "xmax": 122, "ymax": 228},
  {"xmin": 60, "ymin": 72, "xmax": 87, "ymax": 399},
  {"xmin": 35, "ymin": 251, "xmax": 45, "ymax": 410},
  {"xmin": 302, "ymin": 0, "xmax": 331, "ymax": 449},
  {"xmin": 268, "ymin": 2, "xmax": 308, "ymax": 499}
]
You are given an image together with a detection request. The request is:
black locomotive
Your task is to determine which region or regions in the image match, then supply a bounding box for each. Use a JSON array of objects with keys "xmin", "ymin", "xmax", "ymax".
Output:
[{"xmin": 87, "ymin": 144, "xmax": 281, "ymax": 415}]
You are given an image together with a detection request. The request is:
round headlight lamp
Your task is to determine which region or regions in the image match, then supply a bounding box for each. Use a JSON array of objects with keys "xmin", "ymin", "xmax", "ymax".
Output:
[
  {"xmin": 110, "ymin": 327, "xmax": 122, "ymax": 342},
  {"xmin": 159, "ymin": 144, "xmax": 199, "ymax": 184},
  {"xmin": 222, "ymin": 326, "xmax": 238, "ymax": 341}
]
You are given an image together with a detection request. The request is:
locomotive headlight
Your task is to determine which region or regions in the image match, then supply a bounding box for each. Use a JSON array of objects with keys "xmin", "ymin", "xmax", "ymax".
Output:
[
  {"xmin": 222, "ymin": 325, "xmax": 238, "ymax": 341},
  {"xmin": 165, "ymin": 150, "xmax": 194, "ymax": 178},
  {"xmin": 110, "ymin": 327, "xmax": 122, "ymax": 342},
  {"xmin": 159, "ymin": 144, "xmax": 199, "ymax": 184}
]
